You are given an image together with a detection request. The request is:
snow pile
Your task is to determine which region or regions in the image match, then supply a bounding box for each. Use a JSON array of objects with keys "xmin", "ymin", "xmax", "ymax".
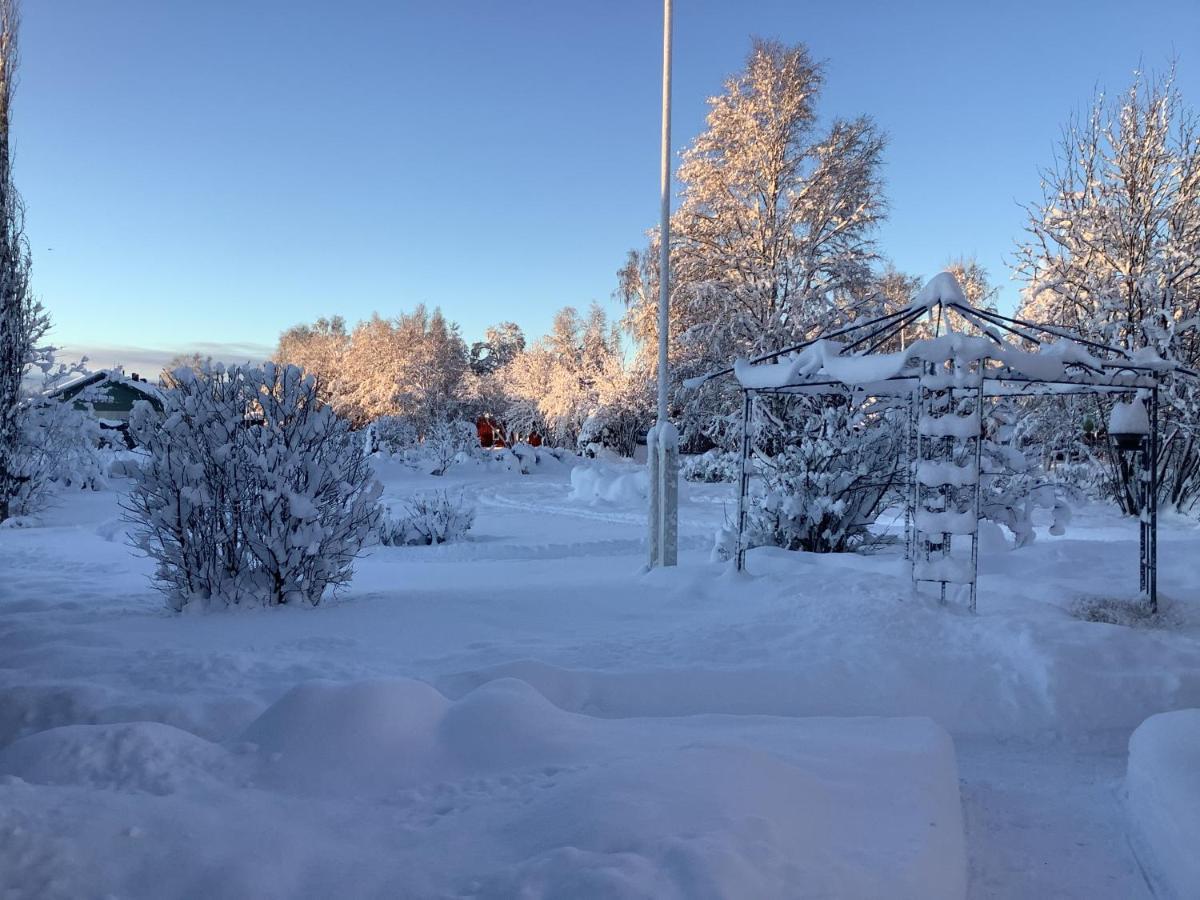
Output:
[
  {"xmin": 0, "ymin": 677, "xmax": 967, "ymax": 899},
  {"xmin": 568, "ymin": 462, "xmax": 649, "ymax": 505},
  {"xmin": 1126, "ymin": 709, "xmax": 1200, "ymax": 899},
  {"xmin": 0, "ymin": 721, "xmax": 242, "ymax": 796}
]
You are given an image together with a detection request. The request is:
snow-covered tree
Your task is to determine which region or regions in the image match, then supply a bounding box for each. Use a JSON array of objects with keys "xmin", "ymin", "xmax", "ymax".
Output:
[
  {"xmin": 622, "ymin": 39, "xmax": 888, "ymax": 446},
  {"xmin": 579, "ymin": 354, "xmax": 653, "ymax": 458},
  {"xmin": 0, "ymin": 0, "xmax": 42, "ymax": 524},
  {"xmin": 1015, "ymin": 67, "xmax": 1200, "ymax": 512},
  {"xmin": 274, "ymin": 315, "xmax": 350, "ymax": 406},
  {"xmin": 125, "ymin": 363, "xmax": 381, "ymax": 610},
  {"xmin": 159, "ymin": 353, "xmax": 214, "ymax": 390},
  {"xmin": 503, "ymin": 304, "xmax": 633, "ymax": 449},
  {"xmin": 470, "ymin": 322, "xmax": 525, "ymax": 376},
  {"xmin": 340, "ymin": 307, "xmax": 468, "ymax": 428},
  {"xmin": 276, "ymin": 308, "xmax": 470, "ymax": 428}
]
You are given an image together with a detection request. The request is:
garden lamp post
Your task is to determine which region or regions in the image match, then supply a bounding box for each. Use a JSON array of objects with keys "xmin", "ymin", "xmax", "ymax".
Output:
[{"xmin": 1108, "ymin": 397, "xmax": 1156, "ymax": 610}]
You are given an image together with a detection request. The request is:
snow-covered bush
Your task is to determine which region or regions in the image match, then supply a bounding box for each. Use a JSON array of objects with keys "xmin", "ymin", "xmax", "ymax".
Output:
[
  {"xmin": 681, "ymin": 449, "xmax": 740, "ymax": 483},
  {"xmin": 124, "ymin": 363, "xmax": 381, "ymax": 610},
  {"xmin": 378, "ymin": 491, "xmax": 475, "ymax": 546},
  {"xmin": 746, "ymin": 398, "xmax": 903, "ymax": 554},
  {"xmin": 3, "ymin": 397, "xmax": 104, "ymax": 516},
  {"xmin": 978, "ymin": 401, "xmax": 1074, "ymax": 547},
  {"xmin": 425, "ymin": 417, "xmax": 479, "ymax": 476},
  {"xmin": 585, "ymin": 350, "xmax": 653, "ymax": 458},
  {"xmin": 371, "ymin": 415, "xmax": 419, "ymax": 457}
]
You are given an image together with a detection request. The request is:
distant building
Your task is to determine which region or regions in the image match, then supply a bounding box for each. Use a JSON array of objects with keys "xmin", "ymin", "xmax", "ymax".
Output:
[
  {"xmin": 475, "ymin": 415, "xmax": 541, "ymax": 448},
  {"xmin": 46, "ymin": 369, "xmax": 166, "ymax": 446}
]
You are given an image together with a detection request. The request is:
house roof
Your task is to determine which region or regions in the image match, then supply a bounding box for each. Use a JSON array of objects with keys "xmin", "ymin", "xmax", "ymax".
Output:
[{"xmin": 45, "ymin": 368, "xmax": 167, "ymax": 404}]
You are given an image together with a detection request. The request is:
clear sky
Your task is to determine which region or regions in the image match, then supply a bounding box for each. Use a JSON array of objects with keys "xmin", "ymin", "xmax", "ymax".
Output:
[{"xmin": 15, "ymin": 0, "xmax": 1200, "ymax": 373}]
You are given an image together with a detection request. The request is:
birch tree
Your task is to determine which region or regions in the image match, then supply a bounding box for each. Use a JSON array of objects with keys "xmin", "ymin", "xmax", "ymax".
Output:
[
  {"xmin": 1015, "ymin": 67, "xmax": 1200, "ymax": 511},
  {"xmin": 622, "ymin": 39, "xmax": 888, "ymax": 446}
]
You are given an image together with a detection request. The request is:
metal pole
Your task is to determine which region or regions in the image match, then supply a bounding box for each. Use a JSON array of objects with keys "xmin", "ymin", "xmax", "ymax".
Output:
[
  {"xmin": 736, "ymin": 391, "xmax": 752, "ymax": 571},
  {"xmin": 970, "ymin": 376, "xmax": 985, "ymax": 614},
  {"xmin": 657, "ymin": 0, "xmax": 672, "ymax": 426},
  {"xmin": 1149, "ymin": 386, "xmax": 1159, "ymax": 613},
  {"xmin": 648, "ymin": 0, "xmax": 677, "ymax": 569}
]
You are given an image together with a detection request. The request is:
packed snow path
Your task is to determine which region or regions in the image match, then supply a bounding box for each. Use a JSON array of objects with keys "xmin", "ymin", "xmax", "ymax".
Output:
[{"xmin": 2, "ymin": 459, "xmax": 1199, "ymax": 897}]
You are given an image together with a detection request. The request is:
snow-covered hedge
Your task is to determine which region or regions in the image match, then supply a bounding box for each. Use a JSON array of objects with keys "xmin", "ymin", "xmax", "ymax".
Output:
[
  {"xmin": 378, "ymin": 490, "xmax": 475, "ymax": 545},
  {"xmin": 681, "ymin": 449, "xmax": 740, "ymax": 483},
  {"xmin": 124, "ymin": 363, "xmax": 382, "ymax": 610}
]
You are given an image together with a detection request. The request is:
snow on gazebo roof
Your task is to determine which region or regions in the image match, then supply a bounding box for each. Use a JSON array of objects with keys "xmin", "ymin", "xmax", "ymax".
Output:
[{"xmin": 695, "ymin": 272, "xmax": 1191, "ymax": 397}]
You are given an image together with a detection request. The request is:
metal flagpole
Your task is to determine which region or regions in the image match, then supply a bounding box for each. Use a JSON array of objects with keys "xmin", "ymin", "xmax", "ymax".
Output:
[
  {"xmin": 657, "ymin": 0, "xmax": 672, "ymax": 428},
  {"xmin": 648, "ymin": 0, "xmax": 677, "ymax": 567}
]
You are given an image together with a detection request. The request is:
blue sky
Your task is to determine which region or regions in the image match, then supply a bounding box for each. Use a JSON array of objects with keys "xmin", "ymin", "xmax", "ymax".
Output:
[{"xmin": 15, "ymin": 0, "xmax": 1200, "ymax": 372}]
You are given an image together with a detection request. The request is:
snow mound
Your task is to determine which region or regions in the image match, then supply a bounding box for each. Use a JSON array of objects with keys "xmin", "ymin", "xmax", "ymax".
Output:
[
  {"xmin": 438, "ymin": 677, "xmax": 588, "ymax": 770},
  {"xmin": 239, "ymin": 678, "xmax": 450, "ymax": 793},
  {"xmin": 230, "ymin": 677, "xmax": 965, "ymax": 898},
  {"xmin": 0, "ymin": 722, "xmax": 240, "ymax": 795},
  {"xmin": 1126, "ymin": 709, "xmax": 1200, "ymax": 899},
  {"xmin": 569, "ymin": 463, "xmax": 649, "ymax": 505}
]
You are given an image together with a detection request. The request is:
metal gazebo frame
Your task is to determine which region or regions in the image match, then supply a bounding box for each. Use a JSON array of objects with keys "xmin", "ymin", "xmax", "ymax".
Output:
[{"xmin": 701, "ymin": 277, "xmax": 1194, "ymax": 613}]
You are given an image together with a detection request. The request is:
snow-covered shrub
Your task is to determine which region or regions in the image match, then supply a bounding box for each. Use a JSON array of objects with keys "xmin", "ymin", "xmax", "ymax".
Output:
[
  {"xmin": 378, "ymin": 491, "xmax": 475, "ymax": 545},
  {"xmin": 979, "ymin": 401, "xmax": 1074, "ymax": 547},
  {"xmin": 710, "ymin": 522, "xmax": 738, "ymax": 562},
  {"xmin": 107, "ymin": 452, "xmax": 145, "ymax": 480},
  {"xmin": 746, "ymin": 397, "xmax": 903, "ymax": 554},
  {"xmin": 371, "ymin": 415, "xmax": 419, "ymax": 457},
  {"xmin": 425, "ymin": 417, "xmax": 479, "ymax": 476},
  {"xmin": 124, "ymin": 363, "xmax": 381, "ymax": 610},
  {"xmin": 681, "ymin": 449, "xmax": 740, "ymax": 483},
  {"xmin": 577, "ymin": 399, "xmax": 646, "ymax": 459},
  {"xmin": 5, "ymin": 397, "xmax": 103, "ymax": 516}
]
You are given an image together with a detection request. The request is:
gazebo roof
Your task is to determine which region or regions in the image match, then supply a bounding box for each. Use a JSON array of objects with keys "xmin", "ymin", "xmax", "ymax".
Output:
[{"xmin": 698, "ymin": 272, "xmax": 1193, "ymax": 397}]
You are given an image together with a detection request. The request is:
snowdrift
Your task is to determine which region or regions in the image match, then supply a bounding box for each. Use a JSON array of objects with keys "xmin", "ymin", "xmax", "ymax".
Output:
[
  {"xmin": 569, "ymin": 462, "xmax": 649, "ymax": 506},
  {"xmin": 1126, "ymin": 709, "xmax": 1200, "ymax": 899},
  {"xmin": 0, "ymin": 677, "xmax": 967, "ymax": 899}
]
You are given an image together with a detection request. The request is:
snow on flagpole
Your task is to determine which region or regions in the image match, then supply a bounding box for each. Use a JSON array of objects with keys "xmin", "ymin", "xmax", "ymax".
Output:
[{"xmin": 649, "ymin": 0, "xmax": 678, "ymax": 568}]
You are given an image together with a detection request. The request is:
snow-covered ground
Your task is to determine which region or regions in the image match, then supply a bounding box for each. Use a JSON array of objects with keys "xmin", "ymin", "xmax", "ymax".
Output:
[{"xmin": 2, "ymin": 455, "xmax": 1199, "ymax": 898}]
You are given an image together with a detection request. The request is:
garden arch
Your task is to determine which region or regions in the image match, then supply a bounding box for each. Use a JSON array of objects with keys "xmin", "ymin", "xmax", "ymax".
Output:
[{"xmin": 700, "ymin": 273, "xmax": 1197, "ymax": 613}]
